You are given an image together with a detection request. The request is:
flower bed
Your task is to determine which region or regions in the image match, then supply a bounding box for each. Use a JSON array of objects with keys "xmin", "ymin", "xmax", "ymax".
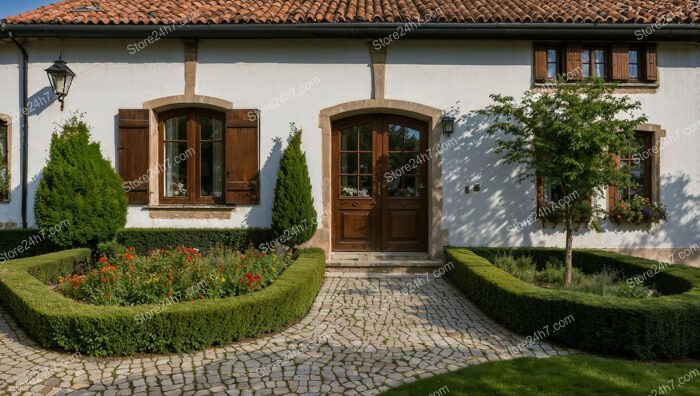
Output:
[
  {"xmin": 445, "ymin": 247, "xmax": 700, "ymax": 359},
  {"xmin": 0, "ymin": 248, "xmax": 325, "ymax": 356},
  {"xmin": 59, "ymin": 245, "xmax": 292, "ymax": 305}
]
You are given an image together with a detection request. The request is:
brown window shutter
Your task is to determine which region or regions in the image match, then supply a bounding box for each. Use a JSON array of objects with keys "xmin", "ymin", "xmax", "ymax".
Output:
[
  {"xmin": 611, "ymin": 44, "xmax": 629, "ymax": 81},
  {"xmin": 565, "ymin": 44, "xmax": 582, "ymax": 80},
  {"xmin": 118, "ymin": 109, "xmax": 150, "ymax": 205},
  {"xmin": 644, "ymin": 45, "xmax": 658, "ymax": 81},
  {"xmin": 225, "ymin": 109, "xmax": 260, "ymax": 205},
  {"xmin": 533, "ymin": 44, "xmax": 548, "ymax": 82}
]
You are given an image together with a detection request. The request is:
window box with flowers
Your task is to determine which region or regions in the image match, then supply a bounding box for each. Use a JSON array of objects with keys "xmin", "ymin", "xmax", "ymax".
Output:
[{"xmin": 609, "ymin": 196, "xmax": 667, "ymax": 228}]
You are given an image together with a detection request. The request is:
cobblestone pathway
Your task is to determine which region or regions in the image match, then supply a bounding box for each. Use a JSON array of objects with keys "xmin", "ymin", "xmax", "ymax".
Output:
[{"xmin": 0, "ymin": 273, "xmax": 573, "ymax": 395}]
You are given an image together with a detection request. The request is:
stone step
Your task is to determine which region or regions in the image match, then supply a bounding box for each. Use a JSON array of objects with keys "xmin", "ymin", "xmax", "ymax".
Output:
[
  {"xmin": 328, "ymin": 252, "xmax": 431, "ymax": 262},
  {"xmin": 325, "ymin": 257, "xmax": 444, "ymax": 274}
]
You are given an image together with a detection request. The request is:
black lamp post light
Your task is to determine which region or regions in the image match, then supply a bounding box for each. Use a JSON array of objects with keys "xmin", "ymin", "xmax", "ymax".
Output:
[
  {"xmin": 441, "ymin": 114, "xmax": 455, "ymax": 137},
  {"xmin": 45, "ymin": 54, "xmax": 76, "ymax": 111}
]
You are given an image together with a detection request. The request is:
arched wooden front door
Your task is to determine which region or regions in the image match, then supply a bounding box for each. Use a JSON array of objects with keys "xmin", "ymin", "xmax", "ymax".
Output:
[{"xmin": 332, "ymin": 115, "xmax": 428, "ymax": 252}]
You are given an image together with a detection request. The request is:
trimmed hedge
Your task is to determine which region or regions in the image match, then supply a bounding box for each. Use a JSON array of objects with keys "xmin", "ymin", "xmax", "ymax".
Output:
[
  {"xmin": 445, "ymin": 247, "xmax": 700, "ymax": 360},
  {"xmin": 0, "ymin": 248, "xmax": 325, "ymax": 356},
  {"xmin": 115, "ymin": 228, "xmax": 275, "ymax": 254},
  {"xmin": 0, "ymin": 229, "xmax": 60, "ymax": 262}
]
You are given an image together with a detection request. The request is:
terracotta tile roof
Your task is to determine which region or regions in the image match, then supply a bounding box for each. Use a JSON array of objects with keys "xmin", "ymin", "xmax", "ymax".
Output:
[{"xmin": 4, "ymin": 0, "xmax": 700, "ymax": 25}]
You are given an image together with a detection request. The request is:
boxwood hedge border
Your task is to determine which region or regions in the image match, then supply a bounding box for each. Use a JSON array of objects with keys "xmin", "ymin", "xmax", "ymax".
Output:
[
  {"xmin": 0, "ymin": 248, "xmax": 325, "ymax": 356},
  {"xmin": 114, "ymin": 228, "xmax": 275, "ymax": 254},
  {"xmin": 445, "ymin": 247, "xmax": 700, "ymax": 360}
]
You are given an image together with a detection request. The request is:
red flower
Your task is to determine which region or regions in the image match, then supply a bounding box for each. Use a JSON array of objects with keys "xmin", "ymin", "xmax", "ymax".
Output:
[
  {"xmin": 187, "ymin": 256, "xmax": 193, "ymax": 262},
  {"xmin": 124, "ymin": 253, "xmax": 134, "ymax": 261},
  {"xmin": 128, "ymin": 265, "xmax": 135, "ymax": 271},
  {"xmin": 199, "ymin": 295, "xmax": 205, "ymax": 299},
  {"xmin": 105, "ymin": 294, "xmax": 111, "ymax": 300},
  {"xmin": 219, "ymin": 265, "xmax": 225, "ymax": 270},
  {"xmin": 98, "ymin": 256, "xmax": 108, "ymax": 263}
]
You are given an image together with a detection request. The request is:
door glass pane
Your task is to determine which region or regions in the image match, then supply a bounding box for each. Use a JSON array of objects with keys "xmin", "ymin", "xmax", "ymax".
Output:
[
  {"xmin": 389, "ymin": 174, "xmax": 419, "ymax": 197},
  {"xmin": 403, "ymin": 127, "xmax": 420, "ymax": 151},
  {"xmin": 359, "ymin": 153, "xmax": 372, "ymax": 174},
  {"xmin": 388, "ymin": 124, "xmax": 403, "ymax": 151},
  {"xmin": 340, "ymin": 175, "xmax": 358, "ymax": 196},
  {"xmin": 164, "ymin": 142, "xmax": 188, "ymax": 197},
  {"xmin": 340, "ymin": 153, "xmax": 357, "ymax": 174},
  {"xmin": 359, "ymin": 176, "xmax": 373, "ymax": 197},
  {"xmin": 629, "ymin": 64, "xmax": 639, "ymax": 79},
  {"xmin": 359, "ymin": 124, "xmax": 372, "ymax": 151},
  {"xmin": 340, "ymin": 127, "xmax": 357, "ymax": 151},
  {"xmin": 164, "ymin": 116, "xmax": 187, "ymax": 140},
  {"xmin": 200, "ymin": 142, "xmax": 222, "ymax": 197},
  {"xmin": 388, "ymin": 153, "xmax": 407, "ymax": 175}
]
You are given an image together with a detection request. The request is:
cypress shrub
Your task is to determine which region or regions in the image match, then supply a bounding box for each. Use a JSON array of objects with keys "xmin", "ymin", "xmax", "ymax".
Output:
[
  {"xmin": 271, "ymin": 125, "xmax": 317, "ymax": 248},
  {"xmin": 34, "ymin": 116, "xmax": 128, "ymax": 248}
]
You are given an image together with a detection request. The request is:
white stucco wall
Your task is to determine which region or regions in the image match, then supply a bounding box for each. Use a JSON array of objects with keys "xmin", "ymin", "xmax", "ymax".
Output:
[{"xmin": 0, "ymin": 37, "xmax": 696, "ymax": 250}]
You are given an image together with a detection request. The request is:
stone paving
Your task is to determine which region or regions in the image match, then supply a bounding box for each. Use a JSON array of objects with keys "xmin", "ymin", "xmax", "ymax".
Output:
[{"xmin": 0, "ymin": 273, "xmax": 573, "ymax": 395}]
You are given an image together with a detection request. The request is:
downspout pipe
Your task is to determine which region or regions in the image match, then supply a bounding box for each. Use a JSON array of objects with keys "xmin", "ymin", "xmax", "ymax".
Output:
[{"xmin": 8, "ymin": 32, "xmax": 29, "ymax": 229}]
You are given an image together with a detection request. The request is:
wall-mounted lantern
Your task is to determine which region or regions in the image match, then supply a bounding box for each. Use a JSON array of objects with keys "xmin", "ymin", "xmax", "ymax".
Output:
[
  {"xmin": 45, "ymin": 54, "xmax": 76, "ymax": 111},
  {"xmin": 441, "ymin": 115, "xmax": 455, "ymax": 137}
]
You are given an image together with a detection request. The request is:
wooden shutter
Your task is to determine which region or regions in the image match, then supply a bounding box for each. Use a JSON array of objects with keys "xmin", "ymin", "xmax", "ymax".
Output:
[
  {"xmin": 565, "ymin": 44, "xmax": 582, "ymax": 80},
  {"xmin": 611, "ymin": 44, "xmax": 629, "ymax": 81},
  {"xmin": 644, "ymin": 45, "xmax": 658, "ymax": 82},
  {"xmin": 118, "ymin": 109, "xmax": 150, "ymax": 204},
  {"xmin": 533, "ymin": 44, "xmax": 548, "ymax": 82},
  {"xmin": 225, "ymin": 109, "xmax": 260, "ymax": 205}
]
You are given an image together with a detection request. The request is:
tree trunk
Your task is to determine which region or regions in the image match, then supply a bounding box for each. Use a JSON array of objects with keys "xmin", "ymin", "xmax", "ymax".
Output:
[{"xmin": 564, "ymin": 205, "xmax": 574, "ymax": 286}]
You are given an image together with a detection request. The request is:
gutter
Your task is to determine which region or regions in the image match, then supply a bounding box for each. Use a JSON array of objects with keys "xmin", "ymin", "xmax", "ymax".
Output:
[
  {"xmin": 1, "ymin": 22, "xmax": 699, "ymax": 41},
  {"xmin": 7, "ymin": 33, "xmax": 28, "ymax": 229}
]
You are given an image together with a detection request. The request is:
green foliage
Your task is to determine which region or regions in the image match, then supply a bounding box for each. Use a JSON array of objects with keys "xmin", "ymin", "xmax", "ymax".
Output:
[
  {"xmin": 61, "ymin": 246, "xmax": 292, "ymax": 306},
  {"xmin": 271, "ymin": 124, "xmax": 318, "ymax": 248},
  {"xmin": 34, "ymin": 116, "xmax": 127, "ymax": 248},
  {"xmin": 475, "ymin": 78, "xmax": 648, "ymax": 285},
  {"xmin": 609, "ymin": 196, "xmax": 668, "ymax": 228},
  {"xmin": 379, "ymin": 355, "xmax": 700, "ymax": 396},
  {"xmin": 494, "ymin": 253, "xmax": 654, "ymax": 298},
  {"xmin": 0, "ymin": 229, "xmax": 60, "ymax": 262},
  {"xmin": 114, "ymin": 228, "xmax": 274, "ymax": 254},
  {"xmin": 445, "ymin": 247, "xmax": 700, "ymax": 359},
  {"xmin": 0, "ymin": 248, "xmax": 325, "ymax": 356}
]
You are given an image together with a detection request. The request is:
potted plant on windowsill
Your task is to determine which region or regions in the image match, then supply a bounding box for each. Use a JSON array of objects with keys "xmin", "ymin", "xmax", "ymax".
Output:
[{"xmin": 609, "ymin": 196, "xmax": 667, "ymax": 228}]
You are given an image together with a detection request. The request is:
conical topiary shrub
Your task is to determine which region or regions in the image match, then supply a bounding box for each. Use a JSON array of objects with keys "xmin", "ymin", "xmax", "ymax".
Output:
[
  {"xmin": 34, "ymin": 115, "xmax": 128, "ymax": 248},
  {"xmin": 271, "ymin": 124, "xmax": 317, "ymax": 249}
]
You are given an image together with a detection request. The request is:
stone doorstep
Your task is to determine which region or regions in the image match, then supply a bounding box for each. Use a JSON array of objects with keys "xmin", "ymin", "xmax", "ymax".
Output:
[
  {"xmin": 326, "ymin": 252, "xmax": 444, "ymax": 274},
  {"xmin": 328, "ymin": 252, "xmax": 432, "ymax": 262}
]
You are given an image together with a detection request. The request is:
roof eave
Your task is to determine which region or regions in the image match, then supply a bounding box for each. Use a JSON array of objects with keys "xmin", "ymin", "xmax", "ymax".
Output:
[{"xmin": 2, "ymin": 22, "xmax": 699, "ymax": 41}]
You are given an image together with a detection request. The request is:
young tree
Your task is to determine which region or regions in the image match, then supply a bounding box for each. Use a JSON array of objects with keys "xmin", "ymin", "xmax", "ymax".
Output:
[
  {"xmin": 34, "ymin": 116, "xmax": 128, "ymax": 248},
  {"xmin": 271, "ymin": 124, "xmax": 318, "ymax": 249},
  {"xmin": 476, "ymin": 78, "xmax": 647, "ymax": 285}
]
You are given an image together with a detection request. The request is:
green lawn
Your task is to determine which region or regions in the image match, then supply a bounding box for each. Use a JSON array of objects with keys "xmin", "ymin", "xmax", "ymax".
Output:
[{"xmin": 380, "ymin": 355, "xmax": 700, "ymax": 396}]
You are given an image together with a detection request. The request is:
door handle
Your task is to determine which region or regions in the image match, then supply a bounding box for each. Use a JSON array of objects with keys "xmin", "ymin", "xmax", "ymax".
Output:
[{"xmin": 352, "ymin": 202, "xmax": 360, "ymax": 207}]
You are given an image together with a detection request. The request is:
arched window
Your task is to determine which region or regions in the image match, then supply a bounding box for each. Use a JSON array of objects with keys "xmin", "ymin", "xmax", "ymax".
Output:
[{"xmin": 159, "ymin": 109, "xmax": 224, "ymax": 204}]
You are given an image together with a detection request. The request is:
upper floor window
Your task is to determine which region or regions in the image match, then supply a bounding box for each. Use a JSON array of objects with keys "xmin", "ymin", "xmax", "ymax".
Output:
[
  {"xmin": 628, "ymin": 47, "xmax": 641, "ymax": 80},
  {"xmin": 0, "ymin": 121, "xmax": 7, "ymax": 201},
  {"xmin": 582, "ymin": 48, "xmax": 607, "ymax": 79},
  {"xmin": 546, "ymin": 48, "xmax": 559, "ymax": 79},
  {"xmin": 533, "ymin": 43, "xmax": 657, "ymax": 84},
  {"xmin": 159, "ymin": 109, "xmax": 224, "ymax": 204}
]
